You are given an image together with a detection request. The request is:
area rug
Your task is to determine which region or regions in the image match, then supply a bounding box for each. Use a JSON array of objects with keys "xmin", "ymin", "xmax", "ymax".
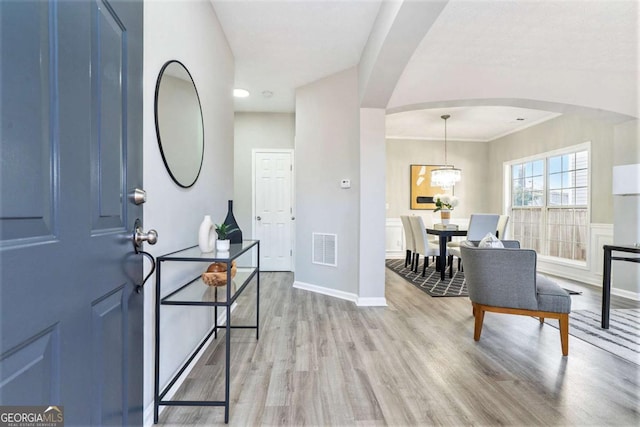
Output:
[
  {"xmin": 547, "ymin": 309, "xmax": 639, "ymax": 365},
  {"xmin": 385, "ymin": 258, "xmax": 467, "ymax": 297}
]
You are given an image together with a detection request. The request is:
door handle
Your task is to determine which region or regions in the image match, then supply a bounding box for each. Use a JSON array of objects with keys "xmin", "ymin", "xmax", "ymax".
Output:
[
  {"xmin": 256, "ymin": 216, "xmax": 261, "ymax": 221},
  {"xmin": 132, "ymin": 218, "xmax": 158, "ymax": 293},
  {"xmin": 132, "ymin": 218, "xmax": 158, "ymax": 249}
]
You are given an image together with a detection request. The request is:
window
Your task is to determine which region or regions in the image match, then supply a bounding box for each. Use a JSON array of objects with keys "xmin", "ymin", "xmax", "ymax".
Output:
[{"xmin": 509, "ymin": 146, "xmax": 589, "ymax": 262}]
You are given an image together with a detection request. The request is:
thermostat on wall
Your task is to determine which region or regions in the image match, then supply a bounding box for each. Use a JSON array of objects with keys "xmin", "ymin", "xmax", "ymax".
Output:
[{"xmin": 340, "ymin": 179, "xmax": 351, "ymax": 189}]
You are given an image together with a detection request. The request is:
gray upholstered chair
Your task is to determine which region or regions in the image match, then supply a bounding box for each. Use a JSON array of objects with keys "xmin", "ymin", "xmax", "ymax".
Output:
[{"xmin": 460, "ymin": 240, "xmax": 572, "ymax": 356}]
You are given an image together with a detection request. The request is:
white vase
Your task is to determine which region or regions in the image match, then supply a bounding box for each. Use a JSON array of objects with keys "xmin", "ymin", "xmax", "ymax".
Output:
[
  {"xmin": 216, "ymin": 239, "xmax": 230, "ymax": 252},
  {"xmin": 198, "ymin": 215, "xmax": 215, "ymax": 252}
]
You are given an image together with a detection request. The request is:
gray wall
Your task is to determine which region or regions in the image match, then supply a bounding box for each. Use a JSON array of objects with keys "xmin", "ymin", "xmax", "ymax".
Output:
[
  {"xmin": 386, "ymin": 138, "xmax": 491, "ymax": 221},
  {"xmin": 487, "ymin": 114, "xmax": 615, "ymax": 223},
  {"xmin": 234, "ymin": 112, "xmax": 295, "ymax": 240},
  {"xmin": 295, "ymin": 67, "xmax": 360, "ymax": 293},
  {"xmin": 143, "ymin": 0, "xmax": 234, "ymax": 419}
]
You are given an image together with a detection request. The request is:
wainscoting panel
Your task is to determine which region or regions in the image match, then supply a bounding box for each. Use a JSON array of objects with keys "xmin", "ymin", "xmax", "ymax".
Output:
[{"xmin": 385, "ymin": 218, "xmax": 404, "ymax": 258}]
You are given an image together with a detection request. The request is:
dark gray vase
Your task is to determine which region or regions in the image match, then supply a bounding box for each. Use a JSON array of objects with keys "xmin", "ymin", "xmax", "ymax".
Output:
[{"xmin": 223, "ymin": 200, "xmax": 242, "ymax": 244}]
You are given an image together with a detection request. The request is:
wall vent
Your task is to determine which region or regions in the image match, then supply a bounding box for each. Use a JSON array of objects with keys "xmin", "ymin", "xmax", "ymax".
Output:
[{"xmin": 312, "ymin": 233, "xmax": 337, "ymax": 267}]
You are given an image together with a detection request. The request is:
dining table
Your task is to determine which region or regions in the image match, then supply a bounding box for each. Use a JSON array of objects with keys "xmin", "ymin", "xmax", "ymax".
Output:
[{"xmin": 426, "ymin": 228, "xmax": 468, "ymax": 281}]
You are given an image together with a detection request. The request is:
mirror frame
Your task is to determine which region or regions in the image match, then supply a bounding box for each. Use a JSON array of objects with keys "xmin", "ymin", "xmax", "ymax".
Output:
[{"xmin": 154, "ymin": 60, "xmax": 205, "ymax": 188}]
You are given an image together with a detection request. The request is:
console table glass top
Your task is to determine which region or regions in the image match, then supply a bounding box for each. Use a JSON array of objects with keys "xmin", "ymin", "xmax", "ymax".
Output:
[{"xmin": 158, "ymin": 240, "xmax": 258, "ymax": 261}]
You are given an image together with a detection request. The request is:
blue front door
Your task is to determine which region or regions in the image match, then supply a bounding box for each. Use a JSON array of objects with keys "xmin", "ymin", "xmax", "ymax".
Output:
[{"xmin": 0, "ymin": 0, "xmax": 144, "ymax": 425}]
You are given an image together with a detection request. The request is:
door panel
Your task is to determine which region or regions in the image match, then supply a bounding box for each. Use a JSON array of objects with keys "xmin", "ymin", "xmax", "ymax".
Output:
[
  {"xmin": 91, "ymin": 287, "xmax": 126, "ymax": 426},
  {"xmin": 0, "ymin": 1, "xmax": 144, "ymax": 425},
  {"xmin": 0, "ymin": 0, "xmax": 56, "ymax": 243},
  {"xmin": 91, "ymin": 0, "xmax": 126, "ymax": 230},
  {"xmin": 255, "ymin": 151, "xmax": 293, "ymax": 271},
  {"xmin": 0, "ymin": 326, "xmax": 60, "ymax": 406}
]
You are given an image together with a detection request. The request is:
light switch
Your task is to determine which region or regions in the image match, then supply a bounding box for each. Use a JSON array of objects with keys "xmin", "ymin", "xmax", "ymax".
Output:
[{"xmin": 340, "ymin": 179, "xmax": 351, "ymax": 189}]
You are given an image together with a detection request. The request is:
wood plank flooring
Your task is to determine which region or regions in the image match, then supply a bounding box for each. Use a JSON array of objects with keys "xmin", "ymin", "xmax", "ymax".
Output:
[{"xmin": 157, "ymin": 271, "xmax": 640, "ymax": 426}]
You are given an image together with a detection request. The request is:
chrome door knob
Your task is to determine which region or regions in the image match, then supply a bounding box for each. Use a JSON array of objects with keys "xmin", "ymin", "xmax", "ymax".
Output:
[
  {"xmin": 132, "ymin": 219, "xmax": 158, "ymax": 249},
  {"xmin": 135, "ymin": 228, "xmax": 158, "ymax": 245},
  {"xmin": 256, "ymin": 216, "xmax": 262, "ymax": 221}
]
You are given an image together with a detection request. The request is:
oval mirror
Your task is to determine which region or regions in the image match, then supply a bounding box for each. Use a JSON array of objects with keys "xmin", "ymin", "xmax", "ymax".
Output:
[{"xmin": 154, "ymin": 60, "xmax": 204, "ymax": 188}]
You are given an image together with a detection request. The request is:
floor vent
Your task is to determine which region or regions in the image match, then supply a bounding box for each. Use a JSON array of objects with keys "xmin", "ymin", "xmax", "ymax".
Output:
[{"xmin": 312, "ymin": 233, "xmax": 337, "ymax": 267}]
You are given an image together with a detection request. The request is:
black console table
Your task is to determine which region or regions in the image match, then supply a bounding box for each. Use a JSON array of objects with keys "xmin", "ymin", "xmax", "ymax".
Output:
[
  {"xmin": 601, "ymin": 244, "xmax": 640, "ymax": 329},
  {"xmin": 153, "ymin": 240, "xmax": 260, "ymax": 423}
]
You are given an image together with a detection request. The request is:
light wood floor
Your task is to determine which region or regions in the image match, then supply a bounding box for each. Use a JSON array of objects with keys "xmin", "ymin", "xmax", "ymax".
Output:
[{"xmin": 157, "ymin": 270, "xmax": 640, "ymax": 426}]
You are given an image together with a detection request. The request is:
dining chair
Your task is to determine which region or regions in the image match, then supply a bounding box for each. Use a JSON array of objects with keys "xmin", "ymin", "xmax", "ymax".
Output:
[
  {"xmin": 409, "ymin": 216, "xmax": 441, "ymax": 276},
  {"xmin": 448, "ymin": 214, "xmax": 500, "ymax": 271},
  {"xmin": 400, "ymin": 215, "xmax": 416, "ymax": 269},
  {"xmin": 496, "ymin": 215, "xmax": 510, "ymax": 239}
]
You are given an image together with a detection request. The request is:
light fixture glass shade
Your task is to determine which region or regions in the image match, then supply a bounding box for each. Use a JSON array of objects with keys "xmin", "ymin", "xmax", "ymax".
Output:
[
  {"xmin": 431, "ymin": 166, "xmax": 461, "ymax": 190},
  {"xmin": 432, "ymin": 114, "xmax": 462, "ymax": 190}
]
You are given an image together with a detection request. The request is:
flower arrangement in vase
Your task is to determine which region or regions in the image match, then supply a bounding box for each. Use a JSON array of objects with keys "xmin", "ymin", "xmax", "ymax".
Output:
[{"xmin": 432, "ymin": 194, "xmax": 459, "ymax": 225}]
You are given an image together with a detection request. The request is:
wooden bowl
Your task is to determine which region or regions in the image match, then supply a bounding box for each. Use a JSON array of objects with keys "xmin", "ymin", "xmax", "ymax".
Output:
[{"xmin": 202, "ymin": 261, "xmax": 237, "ymax": 287}]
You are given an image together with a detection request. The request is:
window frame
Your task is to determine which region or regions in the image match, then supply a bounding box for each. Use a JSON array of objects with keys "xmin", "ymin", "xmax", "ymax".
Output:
[{"xmin": 503, "ymin": 142, "xmax": 591, "ymax": 267}]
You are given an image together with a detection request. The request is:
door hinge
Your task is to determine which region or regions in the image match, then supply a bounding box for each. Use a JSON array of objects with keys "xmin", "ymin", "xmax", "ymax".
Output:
[
  {"xmin": 290, "ymin": 250, "xmax": 292, "ymax": 256},
  {"xmin": 290, "ymin": 164, "xmax": 293, "ymax": 171}
]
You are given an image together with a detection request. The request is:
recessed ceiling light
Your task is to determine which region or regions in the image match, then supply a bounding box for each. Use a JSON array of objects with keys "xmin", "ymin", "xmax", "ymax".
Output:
[
  {"xmin": 262, "ymin": 90, "xmax": 273, "ymax": 98},
  {"xmin": 233, "ymin": 88, "xmax": 250, "ymax": 98}
]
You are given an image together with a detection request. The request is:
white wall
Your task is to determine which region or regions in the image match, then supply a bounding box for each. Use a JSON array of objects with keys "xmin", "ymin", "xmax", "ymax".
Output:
[
  {"xmin": 234, "ymin": 112, "xmax": 295, "ymax": 240},
  {"xmin": 143, "ymin": 1, "xmax": 234, "ymax": 422},
  {"xmin": 358, "ymin": 108, "xmax": 387, "ymax": 305},
  {"xmin": 294, "ymin": 67, "xmax": 360, "ymax": 296}
]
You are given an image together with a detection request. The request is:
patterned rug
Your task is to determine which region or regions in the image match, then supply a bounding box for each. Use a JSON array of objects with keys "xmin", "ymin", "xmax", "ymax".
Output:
[
  {"xmin": 385, "ymin": 258, "xmax": 467, "ymax": 297},
  {"xmin": 547, "ymin": 308, "xmax": 639, "ymax": 365}
]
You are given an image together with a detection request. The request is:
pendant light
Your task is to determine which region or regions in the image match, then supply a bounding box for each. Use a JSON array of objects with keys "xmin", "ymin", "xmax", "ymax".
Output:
[{"xmin": 431, "ymin": 114, "xmax": 461, "ymax": 190}]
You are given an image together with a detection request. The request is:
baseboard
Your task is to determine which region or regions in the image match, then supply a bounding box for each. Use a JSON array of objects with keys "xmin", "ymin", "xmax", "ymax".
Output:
[
  {"xmin": 143, "ymin": 303, "xmax": 237, "ymax": 427},
  {"xmin": 293, "ymin": 280, "xmax": 358, "ymax": 303},
  {"xmin": 611, "ymin": 287, "xmax": 640, "ymax": 302},
  {"xmin": 356, "ymin": 297, "xmax": 388, "ymax": 306},
  {"xmin": 385, "ymin": 253, "xmax": 405, "ymax": 259}
]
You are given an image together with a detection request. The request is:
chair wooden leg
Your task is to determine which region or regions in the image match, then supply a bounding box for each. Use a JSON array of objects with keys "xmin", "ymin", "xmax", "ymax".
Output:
[
  {"xmin": 539, "ymin": 317, "xmax": 545, "ymax": 324},
  {"xmin": 422, "ymin": 255, "xmax": 427, "ymax": 276},
  {"xmin": 405, "ymin": 250, "xmax": 411, "ymax": 268},
  {"xmin": 448, "ymin": 255, "xmax": 453, "ymax": 278},
  {"xmin": 559, "ymin": 313, "xmax": 569, "ymax": 356},
  {"xmin": 473, "ymin": 304, "xmax": 485, "ymax": 341}
]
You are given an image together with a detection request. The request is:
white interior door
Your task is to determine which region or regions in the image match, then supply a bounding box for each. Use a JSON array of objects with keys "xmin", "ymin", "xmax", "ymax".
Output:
[{"xmin": 254, "ymin": 150, "xmax": 293, "ymax": 271}]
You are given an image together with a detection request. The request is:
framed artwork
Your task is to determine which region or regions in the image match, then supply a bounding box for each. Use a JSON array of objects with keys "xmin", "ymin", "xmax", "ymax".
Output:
[{"xmin": 410, "ymin": 164, "xmax": 441, "ymax": 210}]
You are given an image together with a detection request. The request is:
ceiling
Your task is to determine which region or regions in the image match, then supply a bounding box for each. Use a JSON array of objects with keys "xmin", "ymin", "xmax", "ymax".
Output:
[
  {"xmin": 212, "ymin": 0, "xmax": 636, "ymax": 140},
  {"xmin": 386, "ymin": 106, "xmax": 561, "ymax": 142},
  {"xmin": 211, "ymin": 0, "xmax": 382, "ymax": 113}
]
